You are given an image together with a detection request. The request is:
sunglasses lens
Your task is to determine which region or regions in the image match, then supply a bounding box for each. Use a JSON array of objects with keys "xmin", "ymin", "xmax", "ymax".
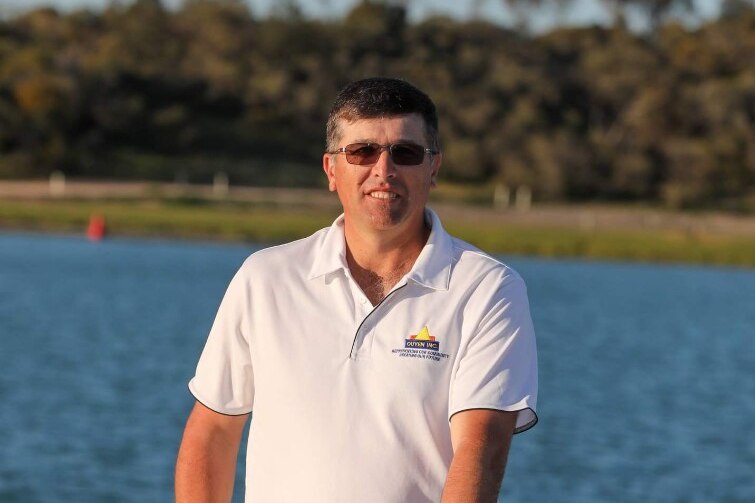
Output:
[
  {"xmin": 341, "ymin": 143, "xmax": 427, "ymax": 166},
  {"xmin": 390, "ymin": 144, "xmax": 425, "ymax": 165},
  {"xmin": 344, "ymin": 144, "xmax": 379, "ymax": 165}
]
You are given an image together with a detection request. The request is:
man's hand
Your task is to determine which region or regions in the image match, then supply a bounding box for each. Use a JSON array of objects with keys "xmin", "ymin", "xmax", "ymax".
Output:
[
  {"xmin": 441, "ymin": 409, "xmax": 517, "ymax": 503},
  {"xmin": 175, "ymin": 401, "xmax": 249, "ymax": 503}
]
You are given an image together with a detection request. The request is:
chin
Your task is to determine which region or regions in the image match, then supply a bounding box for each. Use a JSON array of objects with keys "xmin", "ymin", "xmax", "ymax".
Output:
[
  {"xmin": 367, "ymin": 208, "xmax": 413, "ymax": 231},
  {"xmin": 368, "ymin": 215, "xmax": 402, "ymax": 230}
]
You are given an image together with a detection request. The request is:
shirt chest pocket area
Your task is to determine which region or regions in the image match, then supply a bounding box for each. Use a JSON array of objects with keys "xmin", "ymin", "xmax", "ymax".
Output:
[{"xmin": 371, "ymin": 321, "xmax": 457, "ymax": 392}]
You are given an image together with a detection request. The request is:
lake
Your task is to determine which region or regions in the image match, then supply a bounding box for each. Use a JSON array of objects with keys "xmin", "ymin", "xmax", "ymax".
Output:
[{"xmin": 0, "ymin": 232, "xmax": 753, "ymax": 502}]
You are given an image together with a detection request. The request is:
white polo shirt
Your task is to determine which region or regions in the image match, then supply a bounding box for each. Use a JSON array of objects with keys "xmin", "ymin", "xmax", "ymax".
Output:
[{"xmin": 189, "ymin": 208, "xmax": 538, "ymax": 503}]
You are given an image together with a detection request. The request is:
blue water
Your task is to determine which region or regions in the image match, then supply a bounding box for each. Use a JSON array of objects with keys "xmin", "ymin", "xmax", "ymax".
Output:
[{"xmin": 0, "ymin": 232, "xmax": 753, "ymax": 502}]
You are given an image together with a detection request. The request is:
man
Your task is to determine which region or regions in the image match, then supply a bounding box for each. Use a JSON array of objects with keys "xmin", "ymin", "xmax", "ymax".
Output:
[{"xmin": 175, "ymin": 77, "xmax": 538, "ymax": 503}]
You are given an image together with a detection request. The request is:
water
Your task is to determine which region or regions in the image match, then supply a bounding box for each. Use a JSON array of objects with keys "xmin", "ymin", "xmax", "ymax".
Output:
[{"xmin": 0, "ymin": 232, "xmax": 753, "ymax": 502}]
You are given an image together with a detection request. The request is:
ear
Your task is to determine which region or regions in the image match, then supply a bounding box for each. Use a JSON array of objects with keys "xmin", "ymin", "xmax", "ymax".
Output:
[
  {"xmin": 429, "ymin": 152, "xmax": 442, "ymax": 188},
  {"xmin": 323, "ymin": 153, "xmax": 337, "ymax": 192}
]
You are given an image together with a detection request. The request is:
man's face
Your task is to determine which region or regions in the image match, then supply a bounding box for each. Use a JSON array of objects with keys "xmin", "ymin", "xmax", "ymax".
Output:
[{"xmin": 323, "ymin": 114, "xmax": 441, "ymax": 239}]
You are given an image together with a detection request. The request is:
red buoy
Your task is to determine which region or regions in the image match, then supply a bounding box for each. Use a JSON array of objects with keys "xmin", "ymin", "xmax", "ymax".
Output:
[{"xmin": 87, "ymin": 214, "xmax": 106, "ymax": 241}]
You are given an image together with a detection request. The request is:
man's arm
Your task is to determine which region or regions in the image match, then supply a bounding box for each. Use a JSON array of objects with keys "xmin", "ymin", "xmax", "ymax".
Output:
[
  {"xmin": 441, "ymin": 409, "xmax": 518, "ymax": 503},
  {"xmin": 175, "ymin": 401, "xmax": 250, "ymax": 503}
]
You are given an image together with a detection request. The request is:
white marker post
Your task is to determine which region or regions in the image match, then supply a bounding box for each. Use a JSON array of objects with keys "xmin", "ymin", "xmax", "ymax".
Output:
[
  {"xmin": 213, "ymin": 171, "xmax": 229, "ymax": 198},
  {"xmin": 515, "ymin": 185, "xmax": 532, "ymax": 212},
  {"xmin": 494, "ymin": 183, "xmax": 510, "ymax": 210},
  {"xmin": 49, "ymin": 171, "xmax": 65, "ymax": 197}
]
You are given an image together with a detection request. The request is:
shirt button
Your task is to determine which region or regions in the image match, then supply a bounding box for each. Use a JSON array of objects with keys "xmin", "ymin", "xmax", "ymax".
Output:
[{"xmin": 360, "ymin": 297, "xmax": 368, "ymax": 305}]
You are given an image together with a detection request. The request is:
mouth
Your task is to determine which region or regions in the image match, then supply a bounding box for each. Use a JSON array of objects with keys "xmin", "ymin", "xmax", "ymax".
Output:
[{"xmin": 367, "ymin": 190, "xmax": 399, "ymax": 200}]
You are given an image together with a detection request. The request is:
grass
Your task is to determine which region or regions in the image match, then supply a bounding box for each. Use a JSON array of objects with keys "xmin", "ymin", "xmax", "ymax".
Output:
[
  {"xmin": 0, "ymin": 199, "xmax": 339, "ymax": 243},
  {"xmin": 1, "ymin": 199, "xmax": 754, "ymax": 268},
  {"xmin": 444, "ymin": 222, "xmax": 755, "ymax": 267}
]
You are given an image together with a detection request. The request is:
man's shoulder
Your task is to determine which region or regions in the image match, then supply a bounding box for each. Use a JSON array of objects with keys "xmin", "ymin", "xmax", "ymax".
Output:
[
  {"xmin": 448, "ymin": 235, "xmax": 526, "ymax": 289},
  {"xmin": 237, "ymin": 226, "xmax": 331, "ymax": 278},
  {"xmin": 427, "ymin": 208, "xmax": 524, "ymax": 290}
]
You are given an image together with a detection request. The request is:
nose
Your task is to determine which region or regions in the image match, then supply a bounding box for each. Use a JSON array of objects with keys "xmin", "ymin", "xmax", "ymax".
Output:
[{"xmin": 371, "ymin": 149, "xmax": 397, "ymax": 179}]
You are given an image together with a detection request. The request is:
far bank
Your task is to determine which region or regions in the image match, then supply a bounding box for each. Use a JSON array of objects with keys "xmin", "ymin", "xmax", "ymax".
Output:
[{"xmin": 1, "ymin": 186, "xmax": 753, "ymax": 268}]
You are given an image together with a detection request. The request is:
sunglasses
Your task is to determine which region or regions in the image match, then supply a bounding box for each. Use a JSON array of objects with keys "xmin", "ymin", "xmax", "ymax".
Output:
[{"xmin": 329, "ymin": 142, "xmax": 438, "ymax": 166}]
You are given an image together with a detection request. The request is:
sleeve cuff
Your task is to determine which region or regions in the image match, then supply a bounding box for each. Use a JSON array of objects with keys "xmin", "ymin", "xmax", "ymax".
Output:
[
  {"xmin": 188, "ymin": 379, "xmax": 253, "ymax": 417},
  {"xmin": 449, "ymin": 405, "xmax": 538, "ymax": 434}
]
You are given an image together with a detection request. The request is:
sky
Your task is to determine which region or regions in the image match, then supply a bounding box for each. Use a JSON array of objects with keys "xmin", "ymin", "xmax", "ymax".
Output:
[{"xmin": 0, "ymin": 0, "xmax": 725, "ymax": 32}]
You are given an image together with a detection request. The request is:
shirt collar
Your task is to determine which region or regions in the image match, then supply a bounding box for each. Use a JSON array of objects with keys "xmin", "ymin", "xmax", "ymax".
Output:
[
  {"xmin": 308, "ymin": 208, "xmax": 453, "ymax": 291},
  {"xmin": 308, "ymin": 213, "xmax": 349, "ymax": 280},
  {"xmin": 404, "ymin": 208, "xmax": 453, "ymax": 291}
]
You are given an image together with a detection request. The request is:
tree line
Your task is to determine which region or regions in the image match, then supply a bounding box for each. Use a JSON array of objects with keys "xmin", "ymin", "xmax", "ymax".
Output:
[{"xmin": 1, "ymin": 0, "xmax": 754, "ymax": 210}]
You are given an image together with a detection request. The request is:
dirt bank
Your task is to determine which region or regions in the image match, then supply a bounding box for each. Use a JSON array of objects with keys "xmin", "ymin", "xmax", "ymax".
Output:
[{"xmin": 2, "ymin": 179, "xmax": 754, "ymax": 237}]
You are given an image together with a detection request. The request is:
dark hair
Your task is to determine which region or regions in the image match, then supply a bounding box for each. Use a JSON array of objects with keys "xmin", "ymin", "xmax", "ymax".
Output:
[{"xmin": 326, "ymin": 77, "xmax": 440, "ymax": 152}]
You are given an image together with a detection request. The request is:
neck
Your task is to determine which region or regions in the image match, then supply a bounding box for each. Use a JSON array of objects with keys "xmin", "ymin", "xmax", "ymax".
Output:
[{"xmin": 344, "ymin": 215, "xmax": 430, "ymax": 304}]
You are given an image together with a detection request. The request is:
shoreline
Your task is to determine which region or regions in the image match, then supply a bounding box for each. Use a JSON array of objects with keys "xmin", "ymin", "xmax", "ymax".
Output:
[
  {"xmin": 1, "ymin": 187, "xmax": 754, "ymax": 268},
  {"xmin": 3, "ymin": 225, "xmax": 753, "ymax": 273}
]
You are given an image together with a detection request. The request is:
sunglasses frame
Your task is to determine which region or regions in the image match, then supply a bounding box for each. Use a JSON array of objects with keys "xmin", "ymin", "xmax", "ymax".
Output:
[{"xmin": 328, "ymin": 142, "xmax": 438, "ymax": 166}]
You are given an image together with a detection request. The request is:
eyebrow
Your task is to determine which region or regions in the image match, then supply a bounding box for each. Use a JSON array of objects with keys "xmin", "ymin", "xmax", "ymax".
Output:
[{"xmin": 350, "ymin": 138, "xmax": 422, "ymax": 145}]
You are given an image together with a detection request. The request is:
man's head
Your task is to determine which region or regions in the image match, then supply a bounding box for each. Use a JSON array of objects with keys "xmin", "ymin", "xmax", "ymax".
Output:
[
  {"xmin": 326, "ymin": 77, "xmax": 440, "ymax": 153},
  {"xmin": 323, "ymin": 78, "xmax": 442, "ymax": 241}
]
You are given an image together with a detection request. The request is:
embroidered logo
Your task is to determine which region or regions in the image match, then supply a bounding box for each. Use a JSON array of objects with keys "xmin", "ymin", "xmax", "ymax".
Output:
[
  {"xmin": 405, "ymin": 326, "xmax": 440, "ymax": 351},
  {"xmin": 392, "ymin": 325, "xmax": 450, "ymax": 362}
]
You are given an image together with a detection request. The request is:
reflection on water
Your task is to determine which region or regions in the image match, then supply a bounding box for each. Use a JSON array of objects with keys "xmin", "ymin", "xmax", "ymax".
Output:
[{"xmin": 0, "ymin": 232, "xmax": 753, "ymax": 502}]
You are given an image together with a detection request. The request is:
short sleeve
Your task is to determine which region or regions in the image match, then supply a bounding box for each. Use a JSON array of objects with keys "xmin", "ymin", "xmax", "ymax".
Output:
[
  {"xmin": 449, "ymin": 271, "xmax": 538, "ymax": 433},
  {"xmin": 188, "ymin": 264, "xmax": 255, "ymax": 416}
]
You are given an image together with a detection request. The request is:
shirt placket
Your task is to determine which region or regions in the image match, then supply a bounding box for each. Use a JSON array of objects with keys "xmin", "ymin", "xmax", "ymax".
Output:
[{"xmin": 347, "ymin": 278, "xmax": 408, "ymax": 360}]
